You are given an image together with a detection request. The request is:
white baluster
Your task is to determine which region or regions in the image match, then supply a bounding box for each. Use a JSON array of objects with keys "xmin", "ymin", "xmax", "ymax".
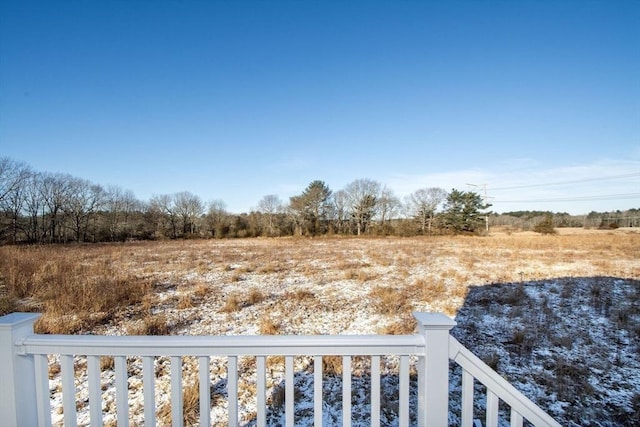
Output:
[
  {"xmin": 199, "ymin": 356, "xmax": 210, "ymax": 427},
  {"xmin": 371, "ymin": 355, "xmax": 380, "ymax": 427},
  {"xmin": 87, "ymin": 355, "xmax": 102, "ymax": 427},
  {"xmin": 143, "ymin": 356, "xmax": 156, "ymax": 427},
  {"xmin": 342, "ymin": 356, "xmax": 351, "ymax": 427},
  {"xmin": 285, "ymin": 356, "xmax": 294, "ymax": 426},
  {"xmin": 115, "ymin": 356, "xmax": 128, "ymax": 427},
  {"xmin": 314, "ymin": 356, "xmax": 322, "ymax": 427},
  {"xmin": 171, "ymin": 356, "xmax": 182, "ymax": 426}
]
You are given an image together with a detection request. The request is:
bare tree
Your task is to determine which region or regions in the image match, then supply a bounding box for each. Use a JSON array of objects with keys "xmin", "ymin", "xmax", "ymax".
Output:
[
  {"xmin": 149, "ymin": 194, "xmax": 178, "ymax": 238},
  {"xmin": 1, "ymin": 172, "xmax": 26, "ymax": 243},
  {"xmin": 205, "ymin": 199, "xmax": 229, "ymax": 238},
  {"xmin": 39, "ymin": 173, "xmax": 74, "ymax": 243},
  {"xmin": 285, "ymin": 201, "xmax": 304, "ymax": 236},
  {"xmin": 377, "ymin": 186, "xmax": 401, "ymax": 228},
  {"xmin": 332, "ymin": 189, "xmax": 349, "ymax": 234},
  {"xmin": 104, "ymin": 186, "xmax": 140, "ymax": 241},
  {"xmin": 22, "ymin": 172, "xmax": 44, "ymax": 243},
  {"xmin": 406, "ymin": 187, "xmax": 447, "ymax": 234},
  {"xmin": 63, "ymin": 178, "xmax": 105, "ymax": 242},
  {"xmin": 0, "ymin": 158, "xmax": 31, "ymax": 243},
  {"xmin": 258, "ymin": 194, "xmax": 283, "ymax": 236},
  {"xmin": 0, "ymin": 157, "xmax": 30, "ymax": 205},
  {"xmin": 343, "ymin": 179, "xmax": 381, "ymax": 235},
  {"xmin": 174, "ymin": 191, "xmax": 204, "ymax": 236}
]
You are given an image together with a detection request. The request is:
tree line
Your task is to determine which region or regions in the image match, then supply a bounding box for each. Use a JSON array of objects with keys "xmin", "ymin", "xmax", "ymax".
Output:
[{"xmin": 0, "ymin": 157, "xmax": 635, "ymax": 244}]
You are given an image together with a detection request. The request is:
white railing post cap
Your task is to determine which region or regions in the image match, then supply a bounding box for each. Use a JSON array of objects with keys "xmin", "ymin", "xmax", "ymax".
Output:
[
  {"xmin": 412, "ymin": 312, "xmax": 456, "ymax": 330},
  {"xmin": 0, "ymin": 312, "xmax": 41, "ymax": 329}
]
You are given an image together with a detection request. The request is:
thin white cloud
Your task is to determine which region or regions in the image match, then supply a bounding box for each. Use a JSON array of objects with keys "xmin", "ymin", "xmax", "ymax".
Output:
[{"xmin": 269, "ymin": 154, "xmax": 312, "ymax": 172}]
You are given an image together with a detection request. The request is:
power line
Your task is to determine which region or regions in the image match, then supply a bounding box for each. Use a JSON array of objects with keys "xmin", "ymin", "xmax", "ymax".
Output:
[
  {"xmin": 496, "ymin": 192, "xmax": 640, "ymax": 203},
  {"xmin": 490, "ymin": 172, "xmax": 640, "ymax": 191}
]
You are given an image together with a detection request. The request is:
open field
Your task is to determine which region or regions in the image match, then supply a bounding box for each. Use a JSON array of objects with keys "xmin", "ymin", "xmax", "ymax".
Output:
[
  {"xmin": 1, "ymin": 228, "xmax": 638, "ymax": 426},
  {"xmin": 1, "ymin": 227, "xmax": 638, "ymax": 335}
]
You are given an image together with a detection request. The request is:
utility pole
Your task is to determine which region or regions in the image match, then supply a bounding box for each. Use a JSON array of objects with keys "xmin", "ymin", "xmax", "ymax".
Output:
[{"xmin": 467, "ymin": 183, "xmax": 490, "ymax": 233}]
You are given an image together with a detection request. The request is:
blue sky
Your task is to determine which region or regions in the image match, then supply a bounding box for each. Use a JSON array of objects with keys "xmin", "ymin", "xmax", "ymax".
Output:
[{"xmin": 1, "ymin": 1, "xmax": 639, "ymax": 215}]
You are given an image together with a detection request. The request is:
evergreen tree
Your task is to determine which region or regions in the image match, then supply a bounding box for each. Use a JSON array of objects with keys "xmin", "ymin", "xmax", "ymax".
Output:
[
  {"xmin": 441, "ymin": 189, "xmax": 491, "ymax": 234},
  {"xmin": 289, "ymin": 180, "xmax": 332, "ymax": 235}
]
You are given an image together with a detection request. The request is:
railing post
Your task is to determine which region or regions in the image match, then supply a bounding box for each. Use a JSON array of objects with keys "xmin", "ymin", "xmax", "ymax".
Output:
[
  {"xmin": 413, "ymin": 312, "xmax": 457, "ymax": 427},
  {"xmin": 0, "ymin": 313, "xmax": 41, "ymax": 427}
]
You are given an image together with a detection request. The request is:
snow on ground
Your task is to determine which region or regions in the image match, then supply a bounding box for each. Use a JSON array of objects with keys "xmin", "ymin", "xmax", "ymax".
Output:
[
  {"xmin": 452, "ymin": 277, "xmax": 640, "ymax": 427},
  {"xmin": 42, "ymin": 237, "xmax": 640, "ymax": 426}
]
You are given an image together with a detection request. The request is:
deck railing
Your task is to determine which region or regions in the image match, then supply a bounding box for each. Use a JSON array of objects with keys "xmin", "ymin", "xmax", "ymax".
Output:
[{"xmin": 0, "ymin": 312, "xmax": 561, "ymax": 427}]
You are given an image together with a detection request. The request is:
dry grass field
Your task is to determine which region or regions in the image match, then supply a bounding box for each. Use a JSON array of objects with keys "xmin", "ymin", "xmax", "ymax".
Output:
[
  {"xmin": 1, "ymin": 228, "xmax": 638, "ymax": 426},
  {"xmin": 1, "ymin": 227, "xmax": 638, "ymax": 336}
]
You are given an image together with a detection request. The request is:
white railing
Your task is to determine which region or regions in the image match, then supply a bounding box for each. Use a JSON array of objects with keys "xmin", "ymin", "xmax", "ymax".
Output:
[
  {"xmin": 449, "ymin": 337, "xmax": 562, "ymax": 427},
  {"xmin": 0, "ymin": 312, "xmax": 561, "ymax": 427}
]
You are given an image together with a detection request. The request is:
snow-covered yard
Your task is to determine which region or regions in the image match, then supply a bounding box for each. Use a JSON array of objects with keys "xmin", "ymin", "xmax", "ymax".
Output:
[{"xmin": 452, "ymin": 277, "xmax": 640, "ymax": 426}]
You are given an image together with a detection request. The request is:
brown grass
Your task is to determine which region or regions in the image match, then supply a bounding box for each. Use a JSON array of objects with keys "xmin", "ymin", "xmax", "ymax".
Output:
[
  {"xmin": 157, "ymin": 378, "xmax": 201, "ymax": 426},
  {"xmin": 259, "ymin": 317, "xmax": 280, "ymax": 335},
  {"xmin": 221, "ymin": 293, "xmax": 242, "ymax": 313},
  {"xmin": 379, "ymin": 316, "xmax": 417, "ymax": 335},
  {"xmin": 100, "ymin": 356, "xmax": 115, "ymax": 371},
  {"xmin": 412, "ymin": 277, "xmax": 447, "ymax": 301},
  {"xmin": 322, "ymin": 355, "xmax": 343, "ymax": 376},
  {"xmin": 128, "ymin": 314, "xmax": 170, "ymax": 335},
  {"xmin": 0, "ymin": 245, "xmax": 151, "ymax": 334},
  {"xmin": 1, "ymin": 230, "xmax": 638, "ymax": 337},
  {"xmin": 369, "ymin": 286, "xmax": 412, "ymax": 315},
  {"xmin": 229, "ymin": 271, "xmax": 244, "ymax": 282},
  {"xmin": 283, "ymin": 289, "xmax": 315, "ymax": 302},
  {"xmin": 193, "ymin": 281, "xmax": 209, "ymax": 298},
  {"xmin": 49, "ymin": 362, "xmax": 61, "ymax": 379},
  {"xmin": 247, "ymin": 288, "xmax": 266, "ymax": 305},
  {"xmin": 178, "ymin": 294, "xmax": 194, "ymax": 309}
]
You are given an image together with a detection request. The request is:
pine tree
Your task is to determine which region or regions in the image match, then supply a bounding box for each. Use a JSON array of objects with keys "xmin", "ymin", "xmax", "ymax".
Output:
[
  {"xmin": 289, "ymin": 180, "xmax": 332, "ymax": 235},
  {"xmin": 441, "ymin": 189, "xmax": 491, "ymax": 234}
]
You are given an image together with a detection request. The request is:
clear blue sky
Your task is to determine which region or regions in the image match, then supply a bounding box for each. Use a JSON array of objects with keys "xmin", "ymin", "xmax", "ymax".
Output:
[{"xmin": 1, "ymin": 1, "xmax": 639, "ymax": 215}]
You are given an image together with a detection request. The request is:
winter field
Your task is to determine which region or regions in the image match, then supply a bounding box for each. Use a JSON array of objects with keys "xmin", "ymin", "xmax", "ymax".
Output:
[{"xmin": 1, "ymin": 228, "xmax": 639, "ymax": 426}]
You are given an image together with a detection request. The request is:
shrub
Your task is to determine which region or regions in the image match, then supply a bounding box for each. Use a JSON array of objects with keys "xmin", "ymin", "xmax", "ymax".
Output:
[
  {"xmin": 379, "ymin": 316, "xmax": 417, "ymax": 335},
  {"xmin": 259, "ymin": 317, "xmax": 279, "ymax": 335},
  {"xmin": 322, "ymin": 355, "xmax": 343, "ymax": 376},
  {"xmin": 0, "ymin": 296, "xmax": 18, "ymax": 316},
  {"xmin": 157, "ymin": 379, "xmax": 201, "ymax": 426},
  {"xmin": 283, "ymin": 289, "xmax": 315, "ymax": 302},
  {"xmin": 247, "ymin": 288, "xmax": 266, "ymax": 305},
  {"xmin": 481, "ymin": 352, "xmax": 501, "ymax": 370},
  {"xmin": 128, "ymin": 314, "xmax": 170, "ymax": 335},
  {"xmin": 369, "ymin": 286, "xmax": 412, "ymax": 315},
  {"xmin": 178, "ymin": 294, "xmax": 194, "ymax": 309},
  {"xmin": 100, "ymin": 356, "xmax": 115, "ymax": 371},
  {"xmin": 533, "ymin": 214, "xmax": 557, "ymax": 235},
  {"xmin": 221, "ymin": 293, "xmax": 242, "ymax": 313}
]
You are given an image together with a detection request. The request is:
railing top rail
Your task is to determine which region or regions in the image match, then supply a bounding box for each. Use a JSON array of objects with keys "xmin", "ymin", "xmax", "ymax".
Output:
[{"xmin": 19, "ymin": 333, "xmax": 426, "ymax": 357}]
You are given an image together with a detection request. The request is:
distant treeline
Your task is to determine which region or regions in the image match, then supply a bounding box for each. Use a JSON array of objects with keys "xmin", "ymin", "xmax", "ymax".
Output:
[{"xmin": 1, "ymin": 157, "xmax": 637, "ymax": 244}]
